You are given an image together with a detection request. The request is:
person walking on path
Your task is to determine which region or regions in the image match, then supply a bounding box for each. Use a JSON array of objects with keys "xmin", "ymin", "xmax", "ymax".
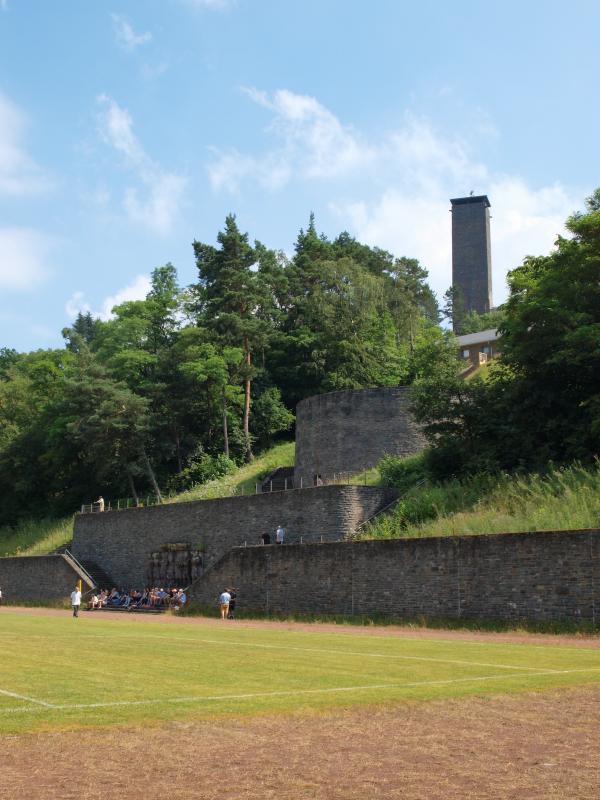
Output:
[
  {"xmin": 219, "ymin": 589, "xmax": 231, "ymax": 620},
  {"xmin": 276, "ymin": 524, "xmax": 285, "ymax": 545},
  {"xmin": 96, "ymin": 496, "xmax": 105, "ymax": 512},
  {"xmin": 70, "ymin": 586, "xmax": 82, "ymax": 618}
]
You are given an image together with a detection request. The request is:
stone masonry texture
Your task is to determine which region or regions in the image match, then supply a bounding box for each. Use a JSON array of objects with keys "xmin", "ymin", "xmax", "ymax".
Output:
[
  {"xmin": 451, "ymin": 195, "xmax": 493, "ymax": 317},
  {"xmin": 189, "ymin": 529, "xmax": 600, "ymax": 624},
  {"xmin": 71, "ymin": 485, "xmax": 397, "ymax": 590},
  {"xmin": 294, "ymin": 387, "xmax": 426, "ymax": 486},
  {"xmin": 0, "ymin": 555, "xmax": 93, "ymax": 603}
]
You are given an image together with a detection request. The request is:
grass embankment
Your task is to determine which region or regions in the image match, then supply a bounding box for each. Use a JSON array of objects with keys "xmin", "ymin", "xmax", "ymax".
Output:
[
  {"xmin": 2, "ymin": 611, "xmax": 600, "ymax": 734},
  {"xmin": 0, "ymin": 517, "xmax": 73, "ymax": 558},
  {"xmin": 0, "ymin": 442, "xmax": 297, "ymax": 556},
  {"xmin": 363, "ymin": 460, "xmax": 600, "ymax": 540},
  {"xmin": 170, "ymin": 441, "xmax": 295, "ymax": 502}
]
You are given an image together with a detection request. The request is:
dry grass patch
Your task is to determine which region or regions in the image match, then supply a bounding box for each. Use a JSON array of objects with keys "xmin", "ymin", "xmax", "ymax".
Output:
[{"xmin": 1, "ymin": 686, "xmax": 599, "ymax": 799}]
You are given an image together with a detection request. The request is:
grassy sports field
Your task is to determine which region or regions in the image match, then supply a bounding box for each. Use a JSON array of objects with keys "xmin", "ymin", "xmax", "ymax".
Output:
[{"xmin": 2, "ymin": 609, "xmax": 600, "ymax": 736}]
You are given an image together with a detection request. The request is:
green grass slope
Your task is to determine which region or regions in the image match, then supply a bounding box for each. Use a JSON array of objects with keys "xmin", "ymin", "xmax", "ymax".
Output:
[
  {"xmin": 1, "ymin": 611, "xmax": 599, "ymax": 734},
  {"xmin": 170, "ymin": 441, "xmax": 295, "ymax": 503},
  {"xmin": 0, "ymin": 517, "xmax": 73, "ymax": 558},
  {"xmin": 364, "ymin": 461, "xmax": 600, "ymax": 540}
]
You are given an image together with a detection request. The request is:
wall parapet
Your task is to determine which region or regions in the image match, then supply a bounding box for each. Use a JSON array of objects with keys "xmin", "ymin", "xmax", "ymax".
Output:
[{"xmin": 189, "ymin": 528, "xmax": 600, "ymax": 624}]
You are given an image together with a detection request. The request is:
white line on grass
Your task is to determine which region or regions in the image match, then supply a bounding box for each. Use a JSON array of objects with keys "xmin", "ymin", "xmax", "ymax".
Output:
[
  {"xmin": 0, "ymin": 687, "xmax": 56, "ymax": 707},
  {"xmin": 1, "ymin": 666, "xmax": 600, "ymax": 716},
  {"xmin": 133, "ymin": 634, "xmax": 565, "ymax": 673}
]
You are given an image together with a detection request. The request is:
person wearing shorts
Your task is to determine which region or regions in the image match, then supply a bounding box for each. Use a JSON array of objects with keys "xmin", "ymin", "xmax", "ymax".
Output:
[
  {"xmin": 219, "ymin": 589, "xmax": 231, "ymax": 620},
  {"xmin": 71, "ymin": 586, "xmax": 82, "ymax": 618}
]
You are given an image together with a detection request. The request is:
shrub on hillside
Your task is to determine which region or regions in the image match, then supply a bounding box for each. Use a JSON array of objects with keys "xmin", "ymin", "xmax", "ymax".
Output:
[
  {"xmin": 378, "ymin": 453, "xmax": 428, "ymax": 493},
  {"xmin": 168, "ymin": 450, "xmax": 236, "ymax": 493}
]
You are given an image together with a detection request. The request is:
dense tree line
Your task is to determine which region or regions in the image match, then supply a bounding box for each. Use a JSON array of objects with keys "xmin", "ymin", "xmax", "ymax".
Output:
[
  {"xmin": 0, "ymin": 215, "xmax": 440, "ymax": 524},
  {"xmin": 413, "ymin": 190, "xmax": 600, "ymax": 478}
]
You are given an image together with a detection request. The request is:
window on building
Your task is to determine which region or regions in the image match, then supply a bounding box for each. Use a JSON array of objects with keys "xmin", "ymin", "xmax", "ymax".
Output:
[{"xmin": 462, "ymin": 349, "xmax": 470, "ymax": 359}]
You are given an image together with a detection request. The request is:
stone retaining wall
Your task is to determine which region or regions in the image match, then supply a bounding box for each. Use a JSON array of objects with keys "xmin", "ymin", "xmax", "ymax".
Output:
[
  {"xmin": 71, "ymin": 485, "xmax": 397, "ymax": 590},
  {"xmin": 189, "ymin": 529, "xmax": 600, "ymax": 624},
  {"xmin": 0, "ymin": 555, "xmax": 93, "ymax": 604}
]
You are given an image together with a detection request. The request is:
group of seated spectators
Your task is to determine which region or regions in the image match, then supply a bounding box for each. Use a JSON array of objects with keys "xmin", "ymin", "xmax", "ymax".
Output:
[{"xmin": 88, "ymin": 586, "xmax": 187, "ymax": 612}]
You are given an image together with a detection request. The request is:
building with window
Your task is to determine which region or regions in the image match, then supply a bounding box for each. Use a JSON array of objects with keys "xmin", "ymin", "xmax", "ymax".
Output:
[{"xmin": 457, "ymin": 328, "xmax": 500, "ymax": 368}]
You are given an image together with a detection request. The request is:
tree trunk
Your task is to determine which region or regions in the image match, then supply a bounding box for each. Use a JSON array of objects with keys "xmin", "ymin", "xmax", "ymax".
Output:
[
  {"xmin": 141, "ymin": 448, "xmax": 163, "ymax": 503},
  {"xmin": 206, "ymin": 386, "xmax": 213, "ymax": 445},
  {"xmin": 222, "ymin": 391, "xmax": 230, "ymax": 459},
  {"xmin": 243, "ymin": 337, "xmax": 253, "ymax": 462},
  {"xmin": 174, "ymin": 426, "xmax": 183, "ymax": 473},
  {"xmin": 125, "ymin": 465, "xmax": 139, "ymax": 507}
]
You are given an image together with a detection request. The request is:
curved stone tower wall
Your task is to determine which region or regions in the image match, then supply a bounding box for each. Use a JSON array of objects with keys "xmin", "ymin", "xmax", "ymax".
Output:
[{"xmin": 294, "ymin": 387, "xmax": 426, "ymax": 485}]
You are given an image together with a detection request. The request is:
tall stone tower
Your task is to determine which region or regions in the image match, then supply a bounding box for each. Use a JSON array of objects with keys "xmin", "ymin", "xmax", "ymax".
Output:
[{"xmin": 450, "ymin": 195, "xmax": 493, "ymax": 319}]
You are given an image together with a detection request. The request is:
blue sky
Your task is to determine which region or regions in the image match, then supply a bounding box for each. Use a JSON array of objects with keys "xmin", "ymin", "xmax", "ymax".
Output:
[{"xmin": 1, "ymin": 0, "xmax": 598, "ymax": 351}]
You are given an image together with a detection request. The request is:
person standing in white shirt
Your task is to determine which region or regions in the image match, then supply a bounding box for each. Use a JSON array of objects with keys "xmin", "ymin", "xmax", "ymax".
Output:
[
  {"xmin": 219, "ymin": 589, "xmax": 231, "ymax": 620},
  {"xmin": 70, "ymin": 586, "xmax": 82, "ymax": 618},
  {"xmin": 276, "ymin": 524, "xmax": 285, "ymax": 545}
]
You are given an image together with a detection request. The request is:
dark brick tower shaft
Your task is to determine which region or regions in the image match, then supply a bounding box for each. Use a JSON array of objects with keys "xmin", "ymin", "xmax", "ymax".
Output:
[{"xmin": 450, "ymin": 195, "xmax": 493, "ymax": 320}]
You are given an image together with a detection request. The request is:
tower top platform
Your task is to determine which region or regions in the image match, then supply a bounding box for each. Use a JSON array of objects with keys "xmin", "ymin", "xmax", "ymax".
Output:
[{"xmin": 450, "ymin": 195, "xmax": 490, "ymax": 207}]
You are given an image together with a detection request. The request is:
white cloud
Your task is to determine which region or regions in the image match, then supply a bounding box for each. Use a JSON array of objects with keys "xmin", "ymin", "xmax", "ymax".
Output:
[
  {"xmin": 65, "ymin": 291, "xmax": 91, "ymax": 319},
  {"xmin": 98, "ymin": 94, "xmax": 143, "ymax": 162},
  {"xmin": 209, "ymin": 88, "xmax": 373, "ymax": 191},
  {"xmin": 97, "ymin": 95, "xmax": 187, "ymax": 234},
  {"xmin": 214, "ymin": 86, "xmax": 580, "ymax": 306},
  {"xmin": 0, "ymin": 91, "xmax": 49, "ymax": 196},
  {"xmin": 0, "ymin": 228, "xmax": 52, "ymax": 291},
  {"xmin": 111, "ymin": 14, "xmax": 152, "ymax": 51},
  {"xmin": 0, "ymin": 1, "xmax": 7, "ymax": 11},
  {"xmin": 99, "ymin": 274, "xmax": 152, "ymax": 318},
  {"xmin": 65, "ymin": 274, "xmax": 152, "ymax": 321}
]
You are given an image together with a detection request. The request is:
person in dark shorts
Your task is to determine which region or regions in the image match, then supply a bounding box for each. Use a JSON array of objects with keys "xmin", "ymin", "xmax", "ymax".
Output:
[{"xmin": 227, "ymin": 587, "xmax": 237, "ymax": 619}]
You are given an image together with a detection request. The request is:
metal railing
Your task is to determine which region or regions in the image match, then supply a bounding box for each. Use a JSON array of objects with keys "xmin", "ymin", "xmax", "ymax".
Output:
[
  {"xmin": 62, "ymin": 549, "xmax": 97, "ymax": 595},
  {"xmin": 352, "ymin": 478, "xmax": 429, "ymax": 536},
  {"xmin": 238, "ymin": 532, "xmax": 329, "ymax": 548},
  {"xmin": 78, "ymin": 469, "xmax": 380, "ymax": 514},
  {"xmin": 252, "ymin": 468, "xmax": 377, "ymax": 495},
  {"xmin": 80, "ymin": 494, "xmax": 166, "ymax": 514}
]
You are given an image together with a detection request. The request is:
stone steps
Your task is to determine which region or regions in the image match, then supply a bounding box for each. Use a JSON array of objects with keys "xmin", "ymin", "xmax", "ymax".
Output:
[{"xmin": 260, "ymin": 466, "xmax": 295, "ymax": 493}]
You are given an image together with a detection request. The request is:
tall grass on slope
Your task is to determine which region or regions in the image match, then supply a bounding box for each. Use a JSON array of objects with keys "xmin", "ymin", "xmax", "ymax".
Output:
[
  {"xmin": 362, "ymin": 461, "xmax": 600, "ymax": 540},
  {"xmin": 0, "ymin": 517, "xmax": 73, "ymax": 557},
  {"xmin": 170, "ymin": 441, "xmax": 295, "ymax": 503}
]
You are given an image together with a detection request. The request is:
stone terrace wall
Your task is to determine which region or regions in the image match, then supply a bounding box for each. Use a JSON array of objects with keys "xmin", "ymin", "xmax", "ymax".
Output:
[
  {"xmin": 294, "ymin": 387, "xmax": 426, "ymax": 485},
  {"xmin": 71, "ymin": 485, "xmax": 396, "ymax": 590},
  {"xmin": 0, "ymin": 555, "xmax": 93, "ymax": 603},
  {"xmin": 189, "ymin": 529, "xmax": 600, "ymax": 624}
]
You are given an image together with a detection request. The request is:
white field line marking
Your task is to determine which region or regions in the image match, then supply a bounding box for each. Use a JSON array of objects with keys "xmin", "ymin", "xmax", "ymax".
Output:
[
  {"xmin": 0, "ymin": 687, "xmax": 56, "ymax": 707},
  {"xmin": 30, "ymin": 630, "xmax": 549, "ymax": 673},
  {"xmin": 1, "ymin": 666, "xmax": 600, "ymax": 716},
  {"xmin": 134, "ymin": 634, "xmax": 565, "ymax": 673}
]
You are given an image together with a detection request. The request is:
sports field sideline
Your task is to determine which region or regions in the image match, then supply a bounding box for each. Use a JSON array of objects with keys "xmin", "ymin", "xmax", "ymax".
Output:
[{"xmin": 2, "ymin": 608, "xmax": 600, "ymax": 736}]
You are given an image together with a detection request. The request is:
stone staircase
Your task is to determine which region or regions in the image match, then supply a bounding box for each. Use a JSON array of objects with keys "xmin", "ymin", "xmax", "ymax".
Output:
[
  {"xmin": 78, "ymin": 560, "xmax": 116, "ymax": 591},
  {"xmin": 260, "ymin": 466, "xmax": 295, "ymax": 493}
]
